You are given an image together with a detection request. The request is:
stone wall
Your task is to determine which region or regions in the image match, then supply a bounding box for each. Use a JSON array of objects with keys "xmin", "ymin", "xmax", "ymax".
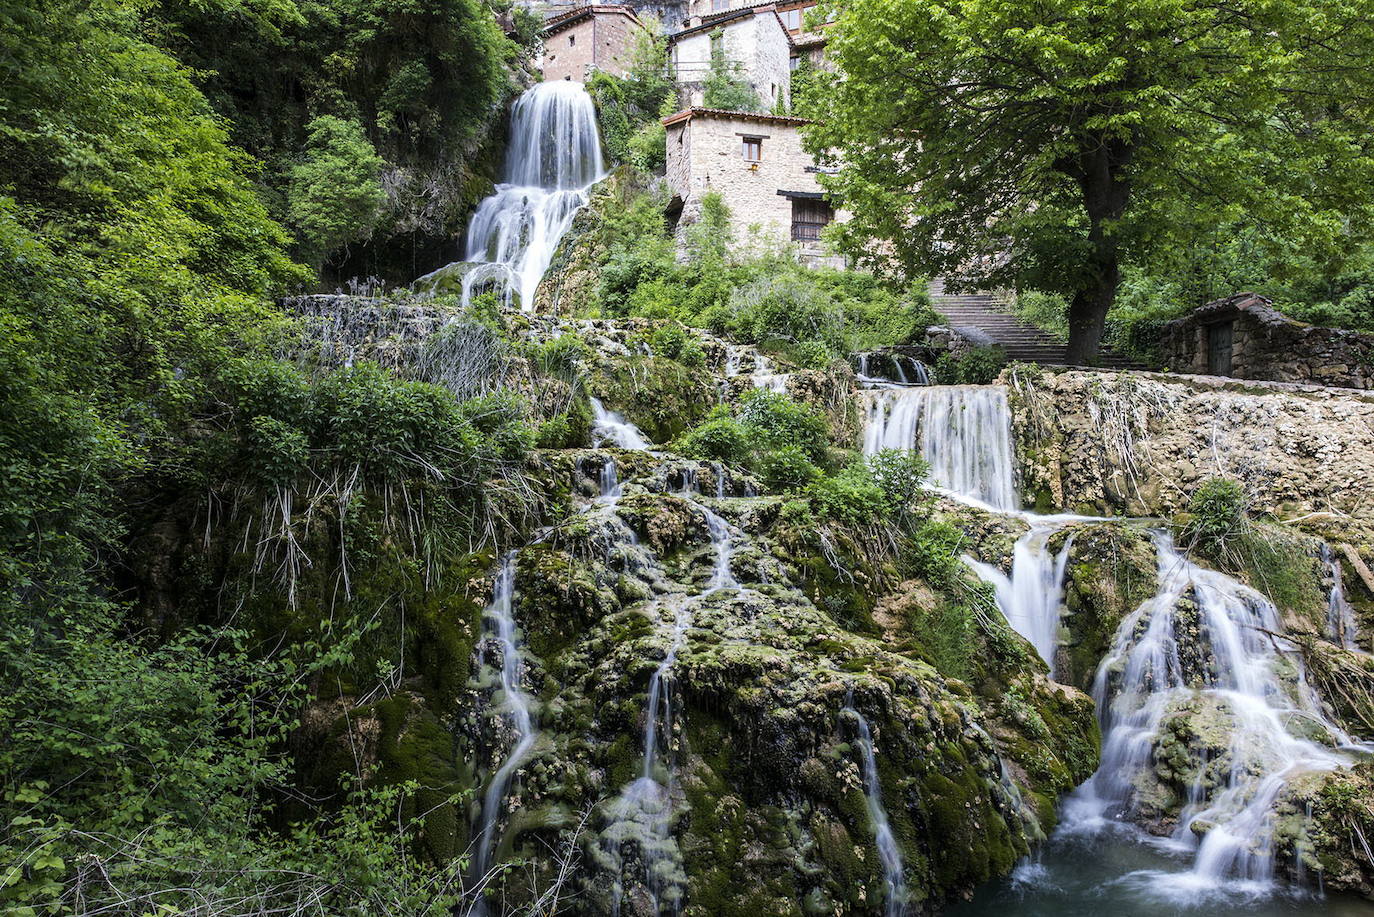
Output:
[
  {"xmin": 1007, "ymin": 367, "xmax": 1374, "ymax": 528},
  {"xmin": 1159, "ymin": 293, "xmax": 1374, "ymax": 391},
  {"xmin": 542, "ymin": 7, "xmax": 644, "ymax": 82},
  {"xmin": 670, "ymin": 10, "xmax": 791, "ymax": 109},
  {"xmin": 664, "ymin": 109, "xmax": 845, "ymax": 266}
]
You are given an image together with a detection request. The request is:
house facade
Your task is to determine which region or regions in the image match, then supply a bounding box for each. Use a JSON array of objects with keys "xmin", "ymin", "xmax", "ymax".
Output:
[
  {"xmin": 663, "ymin": 107, "xmax": 844, "ymax": 266},
  {"xmin": 541, "ymin": 5, "xmax": 647, "ymax": 82},
  {"xmin": 667, "ymin": 6, "xmax": 792, "ymax": 111}
]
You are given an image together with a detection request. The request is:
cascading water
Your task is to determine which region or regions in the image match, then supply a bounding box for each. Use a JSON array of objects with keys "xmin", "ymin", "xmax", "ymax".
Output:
[
  {"xmin": 591, "ymin": 396, "xmax": 651, "ymax": 450},
  {"xmin": 1323, "ymin": 547, "xmax": 1363, "ymax": 652},
  {"xmin": 841, "ymin": 700, "xmax": 908, "ymax": 917},
  {"xmin": 603, "ymin": 486, "xmax": 737, "ymax": 915},
  {"xmin": 468, "ymin": 554, "xmax": 538, "ymax": 914},
  {"xmin": 861, "ymin": 386, "xmax": 1018, "ymax": 511},
  {"xmin": 966, "ymin": 526, "xmax": 1075, "ymax": 676},
  {"xmin": 1062, "ymin": 532, "xmax": 1366, "ymax": 900},
  {"xmin": 444, "ymin": 80, "xmax": 605, "ymax": 311},
  {"xmin": 751, "ymin": 354, "xmax": 791, "ymax": 394}
]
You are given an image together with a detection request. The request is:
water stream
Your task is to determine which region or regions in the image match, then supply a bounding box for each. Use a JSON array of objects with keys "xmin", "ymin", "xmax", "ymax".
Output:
[
  {"xmin": 858, "ymin": 379, "xmax": 1372, "ymax": 907},
  {"xmin": 421, "ymin": 80, "xmax": 604, "ymax": 311},
  {"xmin": 468, "ymin": 553, "xmax": 538, "ymax": 914},
  {"xmin": 842, "ymin": 701, "xmax": 908, "ymax": 916},
  {"xmin": 591, "ymin": 396, "xmax": 651, "ymax": 450}
]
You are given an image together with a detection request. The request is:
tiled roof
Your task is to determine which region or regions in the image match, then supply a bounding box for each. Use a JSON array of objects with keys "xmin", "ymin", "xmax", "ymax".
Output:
[
  {"xmin": 662, "ymin": 107, "xmax": 815, "ymax": 128},
  {"xmin": 543, "ymin": 4, "xmax": 641, "ymax": 36}
]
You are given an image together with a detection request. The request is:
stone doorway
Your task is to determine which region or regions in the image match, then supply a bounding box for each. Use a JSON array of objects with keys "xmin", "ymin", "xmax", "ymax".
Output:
[{"xmin": 1207, "ymin": 321, "xmax": 1234, "ymax": 375}]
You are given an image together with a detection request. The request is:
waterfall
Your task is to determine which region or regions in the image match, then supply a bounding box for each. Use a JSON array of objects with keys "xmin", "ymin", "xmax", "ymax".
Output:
[
  {"xmin": 751, "ymin": 355, "xmax": 790, "ymax": 394},
  {"xmin": 965, "ymin": 525, "xmax": 1075, "ymax": 676},
  {"xmin": 862, "ymin": 386, "xmax": 1018, "ymax": 511},
  {"xmin": 842, "ymin": 702, "xmax": 907, "ymax": 916},
  {"xmin": 468, "ymin": 554, "xmax": 538, "ymax": 913},
  {"xmin": 603, "ymin": 494, "xmax": 736, "ymax": 914},
  {"xmin": 1063, "ymin": 532, "xmax": 1365, "ymax": 897},
  {"xmin": 1323, "ymin": 547, "xmax": 1362, "ymax": 652},
  {"xmin": 599, "ymin": 455, "xmax": 623, "ymax": 501},
  {"xmin": 591, "ymin": 397, "xmax": 651, "ymax": 450},
  {"xmin": 442, "ymin": 81, "xmax": 605, "ymax": 312}
]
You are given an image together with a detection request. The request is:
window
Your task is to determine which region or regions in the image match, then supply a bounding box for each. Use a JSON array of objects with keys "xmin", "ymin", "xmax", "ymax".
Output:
[
  {"xmin": 742, "ymin": 136, "xmax": 763, "ymax": 162},
  {"xmin": 780, "ymin": 8, "xmax": 801, "ymax": 30},
  {"xmin": 712, "ymin": 0, "xmax": 729, "ymax": 10},
  {"xmin": 569, "ymin": 33, "xmax": 576, "ymax": 46},
  {"xmin": 789, "ymin": 55, "xmax": 800, "ymax": 71},
  {"xmin": 790, "ymin": 198, "xmax": 833, "ymax": 241}
]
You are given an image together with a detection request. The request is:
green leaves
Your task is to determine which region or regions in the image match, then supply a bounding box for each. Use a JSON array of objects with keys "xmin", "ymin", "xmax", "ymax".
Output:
[{"xmin": 287, "ymin": 115, "xmax": 386, "ymax": 270}]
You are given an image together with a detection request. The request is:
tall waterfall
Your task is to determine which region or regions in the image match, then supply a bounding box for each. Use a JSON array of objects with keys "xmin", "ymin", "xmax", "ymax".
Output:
[
  {"xmin": 1064, "ymin": 532, "xmax": 1363, "ymax": 896},
  {"xmin": 966, "ymin": 526, "xmax": 1075, "ymax": 676},
  {"xmin": 468, "ymin": 554, "xmax": 538, "ymax": 914},
  {"xmin": 842, "ymin": 703, "xmax": 908, "ymax": 916},
  {"xmin": 861, "ymin": 386, "xmax": 1018, "ymax": 511},
  {"xmin": 456, "ymin": 81, "xmax": 605, "ymax": 311}
]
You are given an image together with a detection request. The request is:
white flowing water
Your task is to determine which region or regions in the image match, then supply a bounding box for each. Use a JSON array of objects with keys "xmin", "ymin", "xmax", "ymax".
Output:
[
  {"xmin": 591, "ymin": 397, "xmax": 651, "ymax": 450},
  {"xmin": 966, "ymin": 525, "xmax": 1075, "ymax": 676},
  {"xmin": 842, "ymin": 703, "xmax": 908, "ymax": 916},
  {"xmin": 751, "ymin": 355, "xmax": 790, "ymax": 394},
  {"xmin": 1061, "ymin": 532, "xmax": 1365, "ymax": 901},
  {"xmin": 861, "ymin": 385, "xmax": 1018, "ymax": 511},
  {"xmin": 1323, "ymin": 547, "xmax": 1362, "ymax": 652},
  {"xmin": 448, "ymin": 81, "xmax": 605, "ymax": 311},
  {"xmin": 468, "ymin": 554, "xmax": 538, "ymax": 914}
]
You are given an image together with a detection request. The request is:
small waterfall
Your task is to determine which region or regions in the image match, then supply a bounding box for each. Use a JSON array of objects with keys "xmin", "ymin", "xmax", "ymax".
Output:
[
  {"xmin": 751, "ymin": 355, "xmax": 790, "ymax": 394},
  {"xmin": 591, "ymin": 397, "xmax": 651, "ymax": 450},
  {"xmin": 1063, "ymin": 532, "xmax": 1365, "ymax": 896},
  {"xmin": 854, "ymin": 352, "xmax": 931, "ymax": 387},
  {"xmin": 841, "ymin": 702, "xmax": 907, "ymax": 916},
  {"xmin": 965, "ymin": 525, "xmax": 1074, "ymax": 676},
  {"xmin": 603, "ymin": 495, "xmax": 737, "ymax": 913},
  {"xmin": 468, "ymin": 554, "xmax": 538, "ymax": 912},
  {"xmin": 1323, "ymin": 546, "xmax": 1362, "ymax": 652},
  {"xmin": 862, "ymin": 386, "xmax": 1018, "ymax": 511},
  {"xmin": 437, "ymin": 81, "xmax": 605, "ymax": 312},
  {"xmin": 599, "ymin": 455, "xmax": 623, "ymax": 502}
]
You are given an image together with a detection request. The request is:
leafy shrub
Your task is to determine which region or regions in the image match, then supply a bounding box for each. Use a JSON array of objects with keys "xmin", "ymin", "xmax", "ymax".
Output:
[
  {"xmin": 702, "ymin": 34, "xmax": 762, "ymax": 111},
  {"xmin": 1184, "ymin": 477, "xmax": 1248, "ymax": 547},
  {"xmin": 807, "ymin": 464, "xmax": 887, "ymax": 526},
  {"xmin": 867, "ymin": 449, "xmax": 930, "ymax": 515},
  {"xmin": 1014, "ymin": 290, "xmax": 1069, "ymax": 341},
  {"xmin": 287, "ymin": 116, "xmax": 387, "ymax": 269},
  {"xmin": 735, "ymin": 389, "xmax": 829, "ymax": 461},
  {"xmin": 935, "ymin": 345, "xmax": 1008, "ymax": 384},
  {"xmin": 758, "ymin": 446, "xmax": 821, "ymax": 493},
  {"xmin": 673, "ymin": 411, "xmax": 751, "ymax": 464}
]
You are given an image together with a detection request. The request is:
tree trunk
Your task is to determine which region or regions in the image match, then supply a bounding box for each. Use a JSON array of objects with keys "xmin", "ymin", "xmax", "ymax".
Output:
[{"xmin": 1064, "ymin": 136, "xmax": 1132, "ymax": 366}]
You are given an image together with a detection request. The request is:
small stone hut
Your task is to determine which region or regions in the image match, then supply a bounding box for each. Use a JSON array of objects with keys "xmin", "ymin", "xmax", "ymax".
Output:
[
  {"xmin": 1158, "ymin": 292, "xmax": 1373, "ymax": 390},
  {"xmin": 541, "ymin": 5, "xmax": 647, "ymax": 83}
]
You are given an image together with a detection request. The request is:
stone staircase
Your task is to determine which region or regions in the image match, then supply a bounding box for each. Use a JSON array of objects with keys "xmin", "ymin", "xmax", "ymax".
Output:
[{"xmin": 930, "ymin": 280, "xmax": 1145, "ymax": 370}]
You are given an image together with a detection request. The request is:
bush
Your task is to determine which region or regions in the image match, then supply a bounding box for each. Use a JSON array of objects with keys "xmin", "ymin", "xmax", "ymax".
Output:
[
  {"xmin": 701, "ymin": 35, "xmax": 762, "ymax": 111},
  {"xmin": 1014, "ymin": 290, "xmax": 1069, "ymax": 341},
  {"xmin": 287, "ymin": 116, "xmax": 387, "ymax": 269},
  {"xmin": 735, "ymin": 389, "xmax": 829, "ymax": 461},
  {"xmin": 674, "ymin": 412, "xmax": 750, "ymax": 464},
  {"xmin": 759, "ymin": 446, "xmax": 821, "ymax": 493},
  {"xmin": 935, "ymin": 345, "xmax": 1008, "ymax": 384},
  {"xmin": 1184, "ymin": 477, "xmax": 1248, "ymax": 547},
  {"xmin": 807, "ymin": 464, "xmax": 887, "ymax": 526},
  {"xmin": 867, "ymin": 449, "xmax": 930, "ymax": 515}
]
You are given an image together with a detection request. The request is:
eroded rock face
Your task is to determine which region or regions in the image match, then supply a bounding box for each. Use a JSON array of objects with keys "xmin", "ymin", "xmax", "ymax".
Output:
[{"xmin": 1007, "ymin": 367, "xmax": 1374, "ymax": 528}]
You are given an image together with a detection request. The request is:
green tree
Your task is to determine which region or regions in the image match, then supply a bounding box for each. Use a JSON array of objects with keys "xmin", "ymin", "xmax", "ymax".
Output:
[
  {"xmin": 808, "ymin": 0, "xmax": 1374, "ymax": 363},
  {"xmin": 288, "ymin": 115, "xmax": 387, "ymax": 269},
  {"xmin": 702, "ymin": 32, "xmax": 761, "ymax": 111}
]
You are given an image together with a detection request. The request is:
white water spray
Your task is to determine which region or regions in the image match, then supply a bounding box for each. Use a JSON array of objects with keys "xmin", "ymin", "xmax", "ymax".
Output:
[
  {"xmin": 468, "ymin": 554, "xmax": 538, "ymax": 914},
  {"xmin": 842, "ymin": 702, "xmax": 907, "ymax": 916},
  {"xmin": 966, "ymin": 526, "xmax": 1075, "ymax": 676},
  {"xmin": 861, "ymin": 386, "xmax": 1018, "ymax": 511},
  {"xmin": 591, "ymin": 397, "xmax": 651, "ymax": 450},
  {"xmin": 446, "ymin": 81, "xmax": 605, "ymax": 311}
]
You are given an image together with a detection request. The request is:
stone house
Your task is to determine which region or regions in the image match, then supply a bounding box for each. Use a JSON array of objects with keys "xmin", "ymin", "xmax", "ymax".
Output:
[
  {"xmin": 541, "ymin": 5, "xmax": 647, "ymax": 83},
  {"xmin": 667, "ymin": 6, "xmax": 792, "ymax": 110},
  {"xmin": 1158, "ymin": 292, "xmax": 1373, "ymax": 390},
  {"xmin": 662, "ymin": 107, "xmax": 844, "ymax": 265}
]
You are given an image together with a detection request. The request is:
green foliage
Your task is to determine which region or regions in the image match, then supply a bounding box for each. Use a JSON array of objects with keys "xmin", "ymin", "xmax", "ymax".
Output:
[
  {"xmin": 810, "ymin": 0, "xmax": 1374, "ymax": 361},
  {"xmin": 758, "ymin": 446, "xmax": 822, "ymax": 493},
  {"xmin": 674, "ymin": 410, "xmax": 751, "ymax": 465},
  {"xmin": 585, "ymin": 21, "xmax": 673, "ymax": 166},
  {"xmin": 867, "ymin": 449, "xmax": 930, "ymax": 517},
  {"xmin": 1183, "ymin": 477, "xmax": 1249, "ymax": 548},
  {"xmin": 702, "ymin": 33, "xmax": 762, "ymax": 111},
  {"xmin": 934, "ymin": 346, "xmax": 1009, "ymax": 385},
  {"xmin": 1014, "ymin": 291, "xmax": 1070, "ymax": 342},
  {"xmin": 735, "ymin": 390, "xmax": 829, "ymax": 462},
  {"xmin": 288, "ymin": 115, "xmax": 387, "ymax": 268},
  {"xmin": 807, "ymin": 463, "xmax": 887, "ymax": 527}
]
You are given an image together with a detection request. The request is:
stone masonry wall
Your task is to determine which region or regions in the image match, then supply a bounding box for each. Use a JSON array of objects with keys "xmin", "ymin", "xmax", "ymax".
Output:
[
  {"xmin": 670, "ymin": 11, "xmax": 791, "ymax": 109},
  {"xmin": 1159, "ymin": 293, "xmax": 1374, "ymax": 391},
  {"xmin": 1007, "ymin": 368, "xmax": 1374, "ymax": 527},
  {"xmin": 542, "ymin": 18, "xmax": 598, "ymax": 82}
]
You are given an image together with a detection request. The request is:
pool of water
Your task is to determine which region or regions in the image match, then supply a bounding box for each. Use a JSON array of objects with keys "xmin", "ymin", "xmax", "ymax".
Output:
[{"xmin": 947, "ymin": 823, "xmax": 1374, "ymax": 917}]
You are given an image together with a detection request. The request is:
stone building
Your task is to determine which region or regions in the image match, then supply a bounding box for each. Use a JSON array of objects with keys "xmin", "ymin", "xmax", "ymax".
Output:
[
  {"xmin": 663, "ymin": 107, "xmax": 844, "ymax": 265},
  {"xmin": 667, "ymin": 6, "xmax": 792, "ymax": 110},
  {"xmin": 541, "ymin": 5, "xmax": 647, "ymax": 83},
  {"xmin": 1158, "ymin": 292, "xmax": 1373, "ymax": 390}
]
